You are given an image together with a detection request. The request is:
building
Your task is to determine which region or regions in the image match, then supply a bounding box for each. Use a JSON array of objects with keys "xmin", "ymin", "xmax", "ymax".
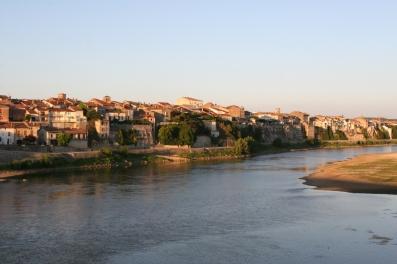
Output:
[
  {"xmin": 227, "ymin": 105, "xmax": 245, "ymax": 119},
  {"xmin": 290, "ymin": 111, "xmax": 310, "ymax": 123},
  {"xmin": 9, "ymin": 105, "xmax": 26, "ymax": 121},
  {"xmin": 0, "ymin": 122, "xmax": 39, "ymax": 145},
  {"xmin": 176, "ymin": 97, "xmax": 204, "ymax": 108},
  {"xmin": 48, "ymin": 108, "xmax": 87, "ymax": 129},
  {"xmin": 0, "ymin": 123, "xmax": 15, "ymax": 145},
  {"xmin": 0, "ymin": 95, "xmax": 11, "ymax": 104},
  {"xmin": 0, "ymin": 105, "xmax": 10, "ymax": 122},
  {"xmin": 203, "ymin": 120, "xmax": 220, "ymax": 138},
  {"xmin": 38, "ymin": 127, "xmax": 88, "ymax": 148},
  {"xmin": 95, "ymin": 118, "xmax": 110, "ymax": 139}
]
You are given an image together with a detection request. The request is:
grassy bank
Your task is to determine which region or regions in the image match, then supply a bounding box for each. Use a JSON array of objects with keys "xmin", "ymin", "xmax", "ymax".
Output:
[
  {"xmin": 0, "ymin": 142, "xmax": 311, "ymax": 178},
  {"xmin": 0, "ymin": 147, "xmax": 166, "ymax": 177},
  {"xmin": 320, "ymin": 139, "xmax": 397, "ymax": 148},
  {"xmin": 1, "ymin": 139, "xmax": 396, "ymax": 179}
]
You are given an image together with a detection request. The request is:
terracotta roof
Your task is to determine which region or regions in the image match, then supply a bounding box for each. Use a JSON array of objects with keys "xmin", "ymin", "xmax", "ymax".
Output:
[
  {"xmin": 41, "ymin": 127, "xmax": 87, "ymax": 134},
  {"xmin": 180, "ymin": 96, "xmax": 203, "ymax": 102},
  {"xmin": 48, "ymin": 108, "xmax": 74, "ymax": 112},
  {"xmin": 0, "ymin": 122, "xmax": 30, "ymax": 129},
  {"xmin": 227, "ymin": 105, "xmax": 243, "ymax": 109},
  {"xmin": 89, "ymin": 98, "xmax": 113, "ymax": 107}
]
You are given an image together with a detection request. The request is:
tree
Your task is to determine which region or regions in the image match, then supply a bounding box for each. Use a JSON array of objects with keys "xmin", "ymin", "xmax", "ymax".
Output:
[
  {"xmin": 178, "ymin": 124, "xmax": 195, "ymax": 146},
  {"xmin": 130, "ymin": 129, "xmax": 139, "ymax": 146},
  {"xmin": 25, "ymin": 114, "xmax": 32, "ymax": 122},
  {"xmin": 78, "ymin": 102, "xmax": 88, "ymax": 116},
  {"xmin": 375, "ymin": 126, "xmax": 389, "ymax": 139},
  {"xmin": 233, "ymin": 137, "xmax": 256, "ymax": 156},
  {"xmin": 86, "ymin": 109, "xmax": 101, "ymax": 121},
  {"xmin": 392, "ymin": 126, "xmax": 397, "ymax": 139},
  {"xmin": 116, "ymin": 129, "xmax": 126, "ymax": 145},
  {"xmin": 115, "ymin": 128, "xmax": 139, "ymax": 146},
  {"xmin": 335, "ymin": 130, "xmax": 348, "ymax": 140},
  {"xmin": 158, "ymin": 125, "xmax": 180, "ymax": 145},
  {"xmin": 88, "ymin": 126, "xmax": 100, "ymax": 147},
  {"xmin": 23, "ymin": 135, "xmax": 37, "ymax": 145},
  {"xmin": 56, "ymin": 133, "xmax": 72, "ymax": 146}
]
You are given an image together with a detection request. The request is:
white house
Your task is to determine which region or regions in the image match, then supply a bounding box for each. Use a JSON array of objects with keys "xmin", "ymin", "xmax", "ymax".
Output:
[
  {"xmin": 0, "ymin": 123, "xmax": 15, "ymax": 145},
  {"xmin": 175, "ymin": 97, "xmax": 204, "ymax": 108}
]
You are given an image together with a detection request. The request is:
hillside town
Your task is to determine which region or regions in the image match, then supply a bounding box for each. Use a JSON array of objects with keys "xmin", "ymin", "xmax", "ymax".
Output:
[{"xmin": 0, "ymin": 93, "xmax": 397, "ymax": 150}]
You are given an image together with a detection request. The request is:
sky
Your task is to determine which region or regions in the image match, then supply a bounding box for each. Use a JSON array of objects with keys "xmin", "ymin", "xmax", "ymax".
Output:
[{"xmin": 1, "ymin": 0, "xmax": 396, "ymax": 117}]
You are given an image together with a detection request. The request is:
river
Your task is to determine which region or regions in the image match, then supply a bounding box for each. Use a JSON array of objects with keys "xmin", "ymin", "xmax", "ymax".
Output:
[{"xmin": 1, "ymin": 146, "xmax": 397, "ymax": 263}]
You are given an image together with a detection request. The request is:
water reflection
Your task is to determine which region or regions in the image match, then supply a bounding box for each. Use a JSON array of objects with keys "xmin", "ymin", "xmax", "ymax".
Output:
[{"xmin": 1, "ymin": 146, "xmax": 397, "ymax": 264}]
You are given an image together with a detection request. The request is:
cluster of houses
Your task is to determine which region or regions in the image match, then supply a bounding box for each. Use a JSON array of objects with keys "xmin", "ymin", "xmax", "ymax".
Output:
[{"xmin": 0, "ymin": 94, "xmax": 396, "ymax": 149}]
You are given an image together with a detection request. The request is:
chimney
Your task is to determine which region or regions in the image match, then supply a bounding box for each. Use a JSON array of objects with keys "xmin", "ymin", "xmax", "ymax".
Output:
[{"xmin": 103, "ymin": 96, "xmax": 112, "ymax": 103}]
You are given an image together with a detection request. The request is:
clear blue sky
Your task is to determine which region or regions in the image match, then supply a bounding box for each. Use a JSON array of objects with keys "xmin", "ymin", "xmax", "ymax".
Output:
[{"xmin": 1, "ymin": 0, "xmax": 396, "ymax": 117}]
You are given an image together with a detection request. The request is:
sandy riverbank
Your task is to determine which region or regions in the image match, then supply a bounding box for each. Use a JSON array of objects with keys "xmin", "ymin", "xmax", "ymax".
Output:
[{"xmin": 303, "ymin": 152, "xmax": 397, "ymax": 194}]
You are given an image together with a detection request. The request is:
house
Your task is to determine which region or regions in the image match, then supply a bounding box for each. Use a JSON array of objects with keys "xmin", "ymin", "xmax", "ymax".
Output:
[
  {"xmin": 227, "ymin": 105, "xmax": 245, "ymax": 119},
  {"xmin": 88, "ymin": 97, "xmax": 134, "ymax": 121},
  {"xmin": 176, "ymin": 97, "xmax": 204, "ymax": 108},
  {"xmin": 203, "ymin": 103, "xmax": 229, "ymax": 116},
  {"xmin": 203, "ymin": 120, "xmax": 220, "ymax": 138},
  {"xmin": 147, "ymin": 102, "xmax": 173, "ymax": 122},
  {"xmin": 0, "ymin": 123, "xmax": 15, "ymax": 145},
  {"xmin": 48, "ymin": 108, "xmax": 87, "ymax": 129},
  {"xmin": 43, "ymin": 93, "xmax": 76, "ymax": 108},
  {"xmin": 107, "ymin": 110, "xmax": 128, "ymax": 122},
  {"xmin": 0, "ymin": 104, "xmax": 9, "ymax": 122},
  {"xmin": 87, "ymin": 97, "xmax": 115, "ymax": 112},
  {"xmin": 0, "ymin": 122, "xmax": 39, "ymax": 145},
  {"xmin": 9, "ymin": 104, "xmax": 26, "ymax": 121},
  {"xmin": 113, "ymin": 102, "xmax": 134, "ymax": 120},
  {"xmin": 0, "ymin": 95, "xmax": 11, "ymax": 104},
  {"xmin": 38, "ymin": 127, "xmax": 88, "ymax": 148},
  {"xmin": 290, "ymin": 111, "xmax": 310, "ymax": 123},
  {"xmin": 95, "ymin": 118, "xmax": 110, "ymax": 139},
  {"xmin": 254, "ymin": 112, "xmax": 279, "ymax": 121}
]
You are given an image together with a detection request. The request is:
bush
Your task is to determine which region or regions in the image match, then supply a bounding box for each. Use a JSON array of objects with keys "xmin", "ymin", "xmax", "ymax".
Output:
[
  {"xmin": 23, "ymin": 135, "xmax": 37, "ymax": 145},
  {"xmin": 116, "ymin": 128, "xmax": 139, "ymax": 146},
  {"xmin": 178, "ymin": 124, "xmax": 195, "ymax": 146},
  {"xmin": 88, "ymin": 126, "xmax": 100, "ymax": 147},
  {"xmin": 101, "ymin": 147, "xmax": 113, "ymax": 156},
  {"xmin": 57, "ymin": 133, "xmax": 72, "ymax": 146},
  {"xmin": 158, "ymin": 125, "xmax": 180, "ymax": 145},
  {"xmin": 158, "ymin": 124, "xmax": 196, "ymax": 146},
  {"xmin": 233, "ymin": 137, "xmax": 256, "ymax": 156}
]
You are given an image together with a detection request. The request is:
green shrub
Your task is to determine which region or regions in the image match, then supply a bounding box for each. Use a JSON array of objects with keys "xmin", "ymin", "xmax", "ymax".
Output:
[
  {"xmin": 57, "ymin": 133, "xmax": 72, "ymax": 146},
  {"xmin": 101, "ymin": 147, "xmax": 113, "ymax": 156}
]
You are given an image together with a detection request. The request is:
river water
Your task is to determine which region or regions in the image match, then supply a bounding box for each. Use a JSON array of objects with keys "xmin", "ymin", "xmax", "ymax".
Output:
[{"xmin": 1, "ymin": 146, "xmax": 397, "ymax": 264}]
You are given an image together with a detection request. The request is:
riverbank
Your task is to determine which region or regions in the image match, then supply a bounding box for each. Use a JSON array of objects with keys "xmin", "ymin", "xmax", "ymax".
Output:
[
  {"xmin": 0, "ymin": 142, "xmax": 311, "ymax": 178},
  {"xmin": 303, "ymin": 152, "xmax": 397, "ymax": 194},
  {"xmin": 0, "ymin": 146, "xmax": 242, "ymax": 178},
  {"xmin": 2, "ymin": 140, "xmax": 397, "ymax": 179}
]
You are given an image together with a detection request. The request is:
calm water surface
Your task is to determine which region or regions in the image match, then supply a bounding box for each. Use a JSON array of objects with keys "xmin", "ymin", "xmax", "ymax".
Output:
[{"xmin": 1, "ymin": 146, "xmax": 397, "ymax": 264}]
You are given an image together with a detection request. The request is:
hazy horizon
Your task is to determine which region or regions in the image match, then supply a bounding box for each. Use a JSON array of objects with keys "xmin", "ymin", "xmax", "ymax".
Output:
[{"xmin": 1, "ymin": 1, "xmax": 396, "ymax": 118}]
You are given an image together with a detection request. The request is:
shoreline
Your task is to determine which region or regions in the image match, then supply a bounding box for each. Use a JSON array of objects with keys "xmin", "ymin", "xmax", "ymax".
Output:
[
  {"xmin": 303, "ymin": 152, "xmax": 397, "ymax": 194},
  {"xmin": 1, "ymin": 142, "xmax": 397, "ymax": 180}
]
